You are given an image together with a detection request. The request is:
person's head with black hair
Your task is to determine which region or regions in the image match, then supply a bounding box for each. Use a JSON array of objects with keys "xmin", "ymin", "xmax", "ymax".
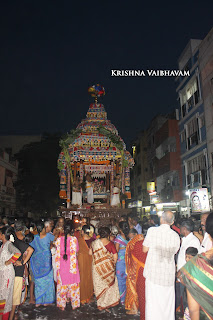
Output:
[
  {"xmin": 118, "ymin": 221, "xmax": 130, "ymax": 240},
  {"xmin": 0, "ymin": 226, "xmax": 16, "ymax": 243},
  {"xmin": 25, "ymin": 218, "xmax": 30, "ymax": 228},
  {"xmin": 206, "ymin": 212, "xmax": 213, "ymax": 240},
  {"xmin": 29, "ymin": 221, "xmax": 37, "ymax": 233},
  {"xmin": 24, "ymin": 232, "xmax": 34, "ymax": 244},
  {"xmin": 8, "ymin": 218, "xmax": 16, "ymax": 227},
  {"xmin": 150, "ymin": 215, "xmax": 160, "ymax": 226},
  {"xmin": 142, "ymin": 216, "xmax": 148, "ymax": 224},
  {"xmin": 142, "ymin": 223, "xmax": 151, "ymax": 236},
  {"xmin": 14, "ymin": 220, "xmax": 26, "ymax": 233},
  {"xmin": 81, "ymin": 216, "xmax": 91, "ymax": 227},
  {"xmin": 201, "ymin": 212, "xmax": 210, "ymax": 234},
  {"xmin": 56, "ymin": 217, "xmax": 65, "ymax": 229},
  {"xmin": 180, "ymin": 219, "xmax": 194, "ymax": 237},
  {"xmin": 98, "ymin": 227, "xmax": 110, "ymax": 239},
  {"xmin": 63, "ymin": 221, "xmax": 74, "ymax": 261},
  {"xmin": 128, "ymin": 228, "xmax": 138, "ymax": 240},
  {"xmin": 36, "ymin": 221, "xmax": 45, "ymax": 234},
  {"xmin": 185, "ymin": 247, "xmax": 198, "ymax": 262}
]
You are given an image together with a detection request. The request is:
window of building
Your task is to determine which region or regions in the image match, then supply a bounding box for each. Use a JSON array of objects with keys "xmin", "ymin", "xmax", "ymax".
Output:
[
  {"xmin": 187, "ymin": 117, "xmax": 199, "ymax": 149},
  {"xmin": 180, "ymin": 78, "xmax": 200, "ymax": 119},
  {"xmin": 172, "ymin": 175, "xmax": 179, "ymax": 187},
  {"xmin": 187, "ymin": 154, "xmax": 206, "ymax": 175},
  {"xmin": 181, "ymin": 104, "xmax": 187, "ymax": 118}
]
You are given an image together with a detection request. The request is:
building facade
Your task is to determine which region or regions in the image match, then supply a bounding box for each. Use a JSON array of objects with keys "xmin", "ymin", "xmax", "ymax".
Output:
[
  {"xmin": 199, "ymin": 28, "xmax": 213, "ymax": 204},
  {"xmin": 130, "ymin": 114, "xmax": 182, "ymax": 212},
  {"xmin": 131, "ymin": 130, "xmax": 150, "ymax": 206},
  {"xmin": 0, "ymin": 149, "xmax": 18, "ymax": 216},
  {"xmin": 155, "ymin": 118, "xmax": 182, "ymax": 202},
  {"xmin": 176, "ymin": 39, "xmax": 210, "ymax": 214}
]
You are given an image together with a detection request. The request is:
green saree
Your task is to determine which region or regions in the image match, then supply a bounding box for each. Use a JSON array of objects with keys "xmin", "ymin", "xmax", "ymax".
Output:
[{"xmin": 180, "ymin": 253, "xmax": 213, "ymax": 320}]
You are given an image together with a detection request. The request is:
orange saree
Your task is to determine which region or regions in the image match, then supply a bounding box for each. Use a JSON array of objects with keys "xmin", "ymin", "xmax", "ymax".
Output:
[
  {"xmin": 78, "ymin": 236, "xmax": 94, "ymax": 304},
  {"xmin": 125, "ymin": 235, "xmax": 147, "ymax": 320}
]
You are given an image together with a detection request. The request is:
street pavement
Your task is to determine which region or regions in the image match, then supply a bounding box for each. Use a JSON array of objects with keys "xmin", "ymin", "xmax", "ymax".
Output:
[{"xmin": 17, "ymin": 300, "xmax": 140, "ymax": 320}]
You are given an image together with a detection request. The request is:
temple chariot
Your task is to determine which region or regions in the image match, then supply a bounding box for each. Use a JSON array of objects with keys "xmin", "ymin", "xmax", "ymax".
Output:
[{"xmin": 57, "ymin": 85, "xmax": 134, "ymax": 220}]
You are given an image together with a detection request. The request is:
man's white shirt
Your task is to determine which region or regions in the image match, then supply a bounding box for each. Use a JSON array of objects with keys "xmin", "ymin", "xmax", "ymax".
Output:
[
  {"xmin": 199, "ymin": 232, "xmax": 212, "ymax": 253},
  {"xmin": 177, "ymin": 232, "xmax": 200, "ymax": 271}
]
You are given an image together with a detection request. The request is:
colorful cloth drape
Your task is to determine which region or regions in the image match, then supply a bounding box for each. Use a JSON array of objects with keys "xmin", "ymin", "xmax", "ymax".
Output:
[
  {"xmin": 78, "ymin": 236, "xmax": 94, "ymax": 304},
  {"xmin": 125, "ymin": 235, "xmax": 146, "ymax": 319},
  {"xmin": 180, "ymin": 253, "xmax": 213, "ymax": 320},
  {"xmin": 55, "ymin": 235, "xmax": 80, "ymax": 310},
  {"xmin": 30, "ymin": 234, "xmax": 55, "ymax": 305},
  {"xmin": 91, "ymin": 239, "xmax": 120, "ymax": 310},
  {"xmin": 55, "ymin": 236, "xmax": 77, "ymax": 274},
  {"xmin": 114, "ymin": 234, "xmax": 128, "ymax": 304}
]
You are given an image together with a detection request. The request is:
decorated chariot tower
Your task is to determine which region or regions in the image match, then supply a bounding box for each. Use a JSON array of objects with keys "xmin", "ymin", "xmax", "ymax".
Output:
[{"xmin": 58, "ymin": 84, "xmax": 134, "ymax": 208}]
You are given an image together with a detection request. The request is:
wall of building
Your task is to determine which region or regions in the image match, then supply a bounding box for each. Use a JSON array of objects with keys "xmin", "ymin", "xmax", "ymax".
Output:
[
  {"xmin": 155, "ymin": 119, "xmax": 182, "ymax": 202},
  {"xmin": 131, "ymin": 131, "xmax": 150, "ymax": 205},
  {"xmin": 0, "ymin": 150, "xmax": 18, "ymax": 216},
  {"xmin": 199, "ymin": 28, "xmax": 213, "ymax": 199}
]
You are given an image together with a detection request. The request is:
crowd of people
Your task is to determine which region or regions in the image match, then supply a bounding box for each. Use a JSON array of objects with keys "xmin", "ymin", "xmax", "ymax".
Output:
[{"xmin": 0, "ymin": 211, "xmax": 212, "ymax": 320}]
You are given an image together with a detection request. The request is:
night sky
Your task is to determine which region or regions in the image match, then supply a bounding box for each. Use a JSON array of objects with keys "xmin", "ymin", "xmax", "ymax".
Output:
[{"xmin": 1, "ymin": 1, "xmax": 213, "ymax": 148}]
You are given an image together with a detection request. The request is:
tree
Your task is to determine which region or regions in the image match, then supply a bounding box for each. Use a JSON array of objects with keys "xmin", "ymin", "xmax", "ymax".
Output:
[{"xmin": 15, "ymin": 133, "xmax": 61, "ymax": 216}]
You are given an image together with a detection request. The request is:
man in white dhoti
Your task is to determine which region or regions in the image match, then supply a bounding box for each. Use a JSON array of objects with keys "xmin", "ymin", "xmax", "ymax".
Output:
[
  {"xmin": 111, "ymin": 186, "xmax": 120, "ymax": 206},
  {"xmin": 72, "ymin": 177, "xmax": 82, "ymax": 207},
  {"xmin": 86, "ymin": 174, "xmax": 94, "ymax": 204},
  {"xmin": 111, "ymin": 174, "xmax": 120, "ymax": 207},
  {"xmin": 142, "ymin": 211, "xmax": 180, "ymax": 320}
]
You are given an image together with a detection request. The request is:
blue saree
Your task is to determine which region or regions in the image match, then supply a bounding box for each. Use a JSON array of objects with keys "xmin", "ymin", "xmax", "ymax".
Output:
[
  {"xmin": 30, "ymin": 233, "xmax": 55, "ymax": 305},
  {"xmin": 114, "ymin": 234, "xmax": 128, "ymax": 304}
]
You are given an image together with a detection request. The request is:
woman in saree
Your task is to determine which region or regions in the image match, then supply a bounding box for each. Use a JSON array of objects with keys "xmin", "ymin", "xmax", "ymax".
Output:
[
  {"xmin": 114, "ymin": 221, "xmax": 129, "ymax": 304},
  {"xmin": 78, "ymin": 224, "xmax": 94, "ymax": 304},
  {"xmin": 0, "ymin": 227, "xmax": 21, "ymax": 320},
  {"xmin": 30, "ymin": 221, "xmax": 55, "ymax": 307},
  {"xmin": 178, "ymin": 212, "xmax": 213, "ymax": 320},
  {"xmin": 89, "ymin": 227, "xmax": 120, "ymax": 312},
  {"xmin": 55, "ymin": 221, "xmax": 80, "ymax": 311},
  {"xmin": 125, "ymin": 229, "xmax": 147, "ymax": 319}
]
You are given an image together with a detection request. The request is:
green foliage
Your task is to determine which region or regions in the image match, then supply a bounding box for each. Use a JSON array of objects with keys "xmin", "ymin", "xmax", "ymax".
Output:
[
  {"xmin": 59, "ymin": 129, "xmax": 83, "ymax": 183},
  {"xmin": 59, "ymin": 129, "xmax": 82, "ymax": 149},
  {"xmin": 97, "ymin": 125, "xmax": 123, "ymax": 151},
  {"xmin": 57, "ymin": 160, "xmax": 64, "ymax": 171}
]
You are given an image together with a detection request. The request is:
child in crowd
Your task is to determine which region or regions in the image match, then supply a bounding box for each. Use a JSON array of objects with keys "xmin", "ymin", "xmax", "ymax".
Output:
[{"xmin": 183, "ymin": 247, "xmax": 198, "ymax": 320}]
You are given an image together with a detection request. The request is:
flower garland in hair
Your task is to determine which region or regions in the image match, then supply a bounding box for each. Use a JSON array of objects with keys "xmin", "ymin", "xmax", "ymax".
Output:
[{"xmin": 10, "ymin": 234, "xmax": 15, "ymax": 243}]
